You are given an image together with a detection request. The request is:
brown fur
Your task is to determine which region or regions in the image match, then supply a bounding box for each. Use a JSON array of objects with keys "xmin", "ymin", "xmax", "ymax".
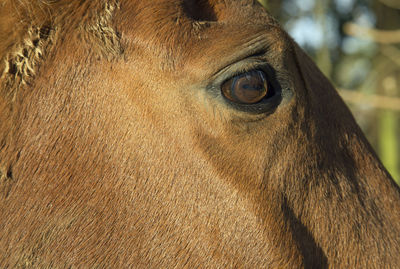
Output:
[{"xmin": 1, "ymin": 0, "xmax": 399, "ymax": 268}]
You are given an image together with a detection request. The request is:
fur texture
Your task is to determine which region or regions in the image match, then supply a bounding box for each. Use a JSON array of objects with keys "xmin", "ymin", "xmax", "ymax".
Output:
[{"xmin": 0, "ymin": 0, "xmax": 399, "ymax": 268}]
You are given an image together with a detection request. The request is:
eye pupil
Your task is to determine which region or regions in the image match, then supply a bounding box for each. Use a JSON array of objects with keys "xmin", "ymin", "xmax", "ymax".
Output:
[{"xmin": 222, "ymin": 70, "xmax": 269, "ymax": 104}]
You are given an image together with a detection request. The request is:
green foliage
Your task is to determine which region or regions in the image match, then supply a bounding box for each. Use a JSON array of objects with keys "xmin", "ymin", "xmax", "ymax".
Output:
[{"xmin": 257, "ymin": 0, "xmax": 268, "ymax": 9}]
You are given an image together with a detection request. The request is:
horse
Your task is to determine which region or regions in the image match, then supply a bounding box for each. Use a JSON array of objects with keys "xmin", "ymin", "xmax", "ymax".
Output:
[{"xmin": 1, "ymin": 0, "xmax": 399, "ymax": 267}]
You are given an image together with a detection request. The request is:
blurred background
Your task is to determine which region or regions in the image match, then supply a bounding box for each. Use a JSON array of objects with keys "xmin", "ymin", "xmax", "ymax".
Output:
[{"xmin": 258, "ymin": 0, "xmax": 400, "ymax": 184}]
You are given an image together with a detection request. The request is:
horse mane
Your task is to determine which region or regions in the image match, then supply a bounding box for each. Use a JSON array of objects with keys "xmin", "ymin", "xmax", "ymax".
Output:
[{"xmin": 0, "ymin": 0, "xmax": 122, "ymax": 98}]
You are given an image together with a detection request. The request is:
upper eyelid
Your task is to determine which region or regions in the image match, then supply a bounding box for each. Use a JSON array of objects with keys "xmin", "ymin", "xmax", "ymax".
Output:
[
  {"xmin": 210, "ymin": 56, "xmax": 269, "ymax": 86},
  {"xmin": 206, "ymin": 33, "xmax": 273, "ymax": 76}
]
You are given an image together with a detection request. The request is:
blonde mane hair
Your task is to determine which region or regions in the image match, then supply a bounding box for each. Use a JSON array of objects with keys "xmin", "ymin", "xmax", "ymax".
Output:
[{"xmin": 0, "ymin": 0, "xmax": 122, "ymax": 98}]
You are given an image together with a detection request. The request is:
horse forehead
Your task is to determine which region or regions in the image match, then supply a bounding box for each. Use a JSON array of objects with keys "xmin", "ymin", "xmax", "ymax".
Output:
[
  {"xmin": 123, "ymin": 0, "xmax": 276, "ymax": 34},
  {"xmin": 119, "ymin": 0, "xmax": 278, "ymax": 69},
  {"xmin": 125, "ymin": 0, "xmax": 270, "ymax": 18}
]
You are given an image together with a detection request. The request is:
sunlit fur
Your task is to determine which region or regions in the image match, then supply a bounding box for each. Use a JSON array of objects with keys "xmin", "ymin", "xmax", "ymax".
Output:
[{"xmin": 1, "ymin": 0, "xmax": 400, "ymax": 267}]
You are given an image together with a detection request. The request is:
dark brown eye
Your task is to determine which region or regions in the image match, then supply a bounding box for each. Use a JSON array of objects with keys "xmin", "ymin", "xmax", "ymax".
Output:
[{"xmin": 221, "ymin": 70, "xmax": 269, "ymax": 104}]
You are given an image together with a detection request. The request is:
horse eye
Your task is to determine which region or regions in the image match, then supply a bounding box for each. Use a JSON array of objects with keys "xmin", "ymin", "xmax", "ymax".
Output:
[{"xmin": 221, "ymin": 70, "xmax": 269, "ymax": 104}]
